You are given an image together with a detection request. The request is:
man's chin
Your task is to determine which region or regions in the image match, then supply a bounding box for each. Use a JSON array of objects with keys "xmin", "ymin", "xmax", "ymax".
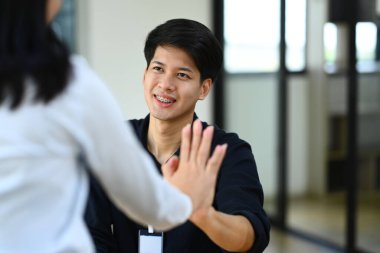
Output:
[{"xmin": 150, "ymin": 112, "xmax": 174, "ymax": 122}]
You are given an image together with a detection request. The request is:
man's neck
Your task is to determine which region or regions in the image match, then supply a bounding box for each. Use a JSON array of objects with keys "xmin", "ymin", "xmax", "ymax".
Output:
[{"xmin": 147, "ymin": 114, "xmax": 194, "ymax": 164}]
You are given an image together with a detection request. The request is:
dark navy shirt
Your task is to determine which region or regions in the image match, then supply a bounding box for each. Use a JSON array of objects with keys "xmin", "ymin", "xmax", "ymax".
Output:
[{"xmin": 85, "ymin": 114, "xmax": 270, "ymax": 253}]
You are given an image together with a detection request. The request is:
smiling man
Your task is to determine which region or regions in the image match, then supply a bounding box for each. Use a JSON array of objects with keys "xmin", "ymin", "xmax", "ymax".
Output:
[{"xmin": 85, "ymin": 19, "xmax": 270, "ymax": 253}]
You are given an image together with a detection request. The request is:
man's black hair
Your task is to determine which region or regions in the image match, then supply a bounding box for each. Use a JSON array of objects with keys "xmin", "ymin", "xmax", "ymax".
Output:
[{"xmin": 144, "ymin": 18, "xmax": 223, "ymax": 82}]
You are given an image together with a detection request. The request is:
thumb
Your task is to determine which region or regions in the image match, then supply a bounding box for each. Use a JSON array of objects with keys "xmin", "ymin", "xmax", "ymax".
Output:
[{"xmin": 162, "ymin": 155, "xmax": 179, "ymax": 180}]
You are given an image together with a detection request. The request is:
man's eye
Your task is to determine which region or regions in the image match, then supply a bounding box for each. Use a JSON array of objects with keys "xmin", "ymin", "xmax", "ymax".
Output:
[
  {"xmin": 153, "ymin": 66, "xmax": 163, "ymax": 72},
  {"xmin": 178, "ymin": 73, "xmax": 190, "ymax": 79}
]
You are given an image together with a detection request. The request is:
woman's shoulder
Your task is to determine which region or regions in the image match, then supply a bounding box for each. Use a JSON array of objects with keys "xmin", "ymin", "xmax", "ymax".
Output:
[
  {"xmin": 67, "ymin": 55, "xmax": 105, "ymax": 92},
  {"xmin": 70, "ymin": 54, "xmax": 88, "ymax": 66},
  {"xmin": 69, "ymin": 55, "xmax": 93, "ymax": 75}
]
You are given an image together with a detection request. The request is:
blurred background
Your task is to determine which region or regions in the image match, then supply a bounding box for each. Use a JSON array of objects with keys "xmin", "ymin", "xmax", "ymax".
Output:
[{"xmin": 53, "ymin": 0, "xmax": 380, "ymax": 252}]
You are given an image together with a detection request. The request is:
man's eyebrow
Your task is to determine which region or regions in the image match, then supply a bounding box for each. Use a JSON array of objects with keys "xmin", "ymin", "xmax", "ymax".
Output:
[
  {"xmin": 151, "ymin": 61, "xmax": 194, "ymax": 73},
  {"xmin": 178, "ymin": 67, "xmax": 193, "ymax": 73},
  {"xmin": 151, "ymin": 60, "xmax": 165, "ymax": 66}
]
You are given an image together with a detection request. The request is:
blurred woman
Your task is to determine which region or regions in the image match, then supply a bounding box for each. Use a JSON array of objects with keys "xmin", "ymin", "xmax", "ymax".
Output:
[{"xmin": 0, "ymin": 0, "xmax": 226, "ymax": 252}]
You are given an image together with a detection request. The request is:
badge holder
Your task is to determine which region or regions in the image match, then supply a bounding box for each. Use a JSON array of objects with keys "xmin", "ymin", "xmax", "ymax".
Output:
[{"xmin": 138, "ymin": 225, "xmax": 164, "ymax": 253}]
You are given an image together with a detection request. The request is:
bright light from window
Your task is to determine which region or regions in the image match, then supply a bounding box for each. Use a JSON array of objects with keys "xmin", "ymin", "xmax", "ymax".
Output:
[
  {"xmin": 323, "ymin": 22, "xmax": 378, "ymax": 65},
  {"xmin": 224, "ymin": 0, "xmax": 306, "ymax": 73},
  {"xmin": 324, "ymin": 23, "xmax": 338, "ymax": 64},
  {"xmin": 286, "ymin": 0, "xmax": 306, "ymax": 71},
  {"xmin": 356, "ymin": 22, "xmax": 377, "ymax": 62}
]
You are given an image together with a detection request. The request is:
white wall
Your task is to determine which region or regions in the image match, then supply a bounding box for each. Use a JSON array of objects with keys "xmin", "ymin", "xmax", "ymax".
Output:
[{"xmin": 76, "ymin": 0, "xmax": 213, "ymax": 121}]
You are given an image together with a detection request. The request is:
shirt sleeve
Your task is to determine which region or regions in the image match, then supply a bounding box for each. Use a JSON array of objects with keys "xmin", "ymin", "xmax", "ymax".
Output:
[
  {"xmin": 72, "ymin": 57, "xmax": 192, "ymax": 231},
  {"xmin": 215, "ymin": 134, "xmax": 270, "ymax": 253}
]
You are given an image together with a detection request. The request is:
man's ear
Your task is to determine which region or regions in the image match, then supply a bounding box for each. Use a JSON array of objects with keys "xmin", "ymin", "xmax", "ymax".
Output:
[{"xmin": 199, "ymin": 79, "xmax": 212, "ymax": 100}]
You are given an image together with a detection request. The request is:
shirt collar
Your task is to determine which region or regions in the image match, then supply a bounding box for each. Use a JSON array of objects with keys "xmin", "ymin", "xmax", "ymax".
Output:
[{"xmin": 138, "ymin": 113, "xmax": 199, "ymax": 150}]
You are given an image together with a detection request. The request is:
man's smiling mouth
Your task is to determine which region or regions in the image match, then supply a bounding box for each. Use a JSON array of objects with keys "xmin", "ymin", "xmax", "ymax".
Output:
[{"xmin": 155, "ymin": 95, "xmax": 176, "ymax": 104}]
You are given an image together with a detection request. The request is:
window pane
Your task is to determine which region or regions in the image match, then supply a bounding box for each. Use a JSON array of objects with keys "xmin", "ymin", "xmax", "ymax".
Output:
[
  {"xmin": 324, "ymin": 23, "xmax": 337, "ymax": 64},
  {"xmin": 323, "ymin": 22, "xmax": 378, "ymax": 71},
  {"xmin": 356, "ymin": 22, "xmax": 377, "ymax": 62},
  {"xmin": 286, "ymin": 0, "xmax": 306, "ymax": 71},
  {"xmin": 224, "ymin": 0, "xmax": 306, "ymax": 73}
]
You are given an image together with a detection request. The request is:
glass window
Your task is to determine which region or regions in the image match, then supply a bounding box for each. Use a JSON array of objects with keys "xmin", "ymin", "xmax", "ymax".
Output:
[
  {"xmin": 356, "ymin": 22, "xmax": 377, "ymax": 62},
  {"xmin": 224, "ymin": 0, "xmax": 307, "ymax": 73},
  {"xmin": 324, "ymin": 22, "xmax": 378, "ymax": 72}
]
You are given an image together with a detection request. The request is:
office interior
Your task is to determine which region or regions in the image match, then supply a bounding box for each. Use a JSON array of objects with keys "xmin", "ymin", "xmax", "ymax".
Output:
[{"xmin": 55, "ymin": 1, "xmax": 380, "ymax": 252}]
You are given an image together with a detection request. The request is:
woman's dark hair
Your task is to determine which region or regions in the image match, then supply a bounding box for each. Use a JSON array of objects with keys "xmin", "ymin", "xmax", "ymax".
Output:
[
  {"xmin": 144, "ymin": 18, "xmax": 223, "ymax": 82},
  {"xmin": 0, "ymin": 0, "xmax": 72, "ymax": 110}
]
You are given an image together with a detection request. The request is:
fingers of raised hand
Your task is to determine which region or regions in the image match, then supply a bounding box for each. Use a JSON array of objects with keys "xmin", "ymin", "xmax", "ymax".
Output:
[
  {"xmin": 190, "ymin": 120, "xmax": 203, "ymax": 161},
  {"xmin": 206, "ymin": 144, "xmax": 228, "ymax": 175},
  {"xmin": 180, "ymin": 124, "xmax": 192, "ymax": 162},
  {"xmin": 180, "ymin": 121, "xmax": 224, "ymax": 172},
  {"xmin": 197, "ymin": 125, "xmax": 214, "ymax": 167}
]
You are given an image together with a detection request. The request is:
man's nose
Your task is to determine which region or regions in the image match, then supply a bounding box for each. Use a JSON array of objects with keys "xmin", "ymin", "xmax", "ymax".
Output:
[{"xmin": 158, "ymin": 75, "xmax": 175, "ymax": 90}]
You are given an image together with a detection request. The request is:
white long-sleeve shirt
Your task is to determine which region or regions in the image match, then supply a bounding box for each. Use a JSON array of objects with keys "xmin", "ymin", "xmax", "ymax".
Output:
[{"xmin": 0, "ymin": 56, "xmax": 191, "ymax": 253}]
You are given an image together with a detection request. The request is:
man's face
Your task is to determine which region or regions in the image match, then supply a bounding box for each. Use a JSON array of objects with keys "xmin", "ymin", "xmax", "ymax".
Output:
[{"xmin": 143, "ymin": 45, "xmax": 211, "ymax": 122}]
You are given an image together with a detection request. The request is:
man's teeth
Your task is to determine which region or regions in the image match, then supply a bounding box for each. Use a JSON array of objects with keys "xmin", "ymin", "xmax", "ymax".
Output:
[{"xmin": 156, "ymin": 95, "xmax": 174, "ymax": 103}]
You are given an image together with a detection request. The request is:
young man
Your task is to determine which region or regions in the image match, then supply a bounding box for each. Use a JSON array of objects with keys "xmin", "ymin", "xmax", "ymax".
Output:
[{"xmin": 85, "ymin": 19, "xmax": 270, "ymax": 253}]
